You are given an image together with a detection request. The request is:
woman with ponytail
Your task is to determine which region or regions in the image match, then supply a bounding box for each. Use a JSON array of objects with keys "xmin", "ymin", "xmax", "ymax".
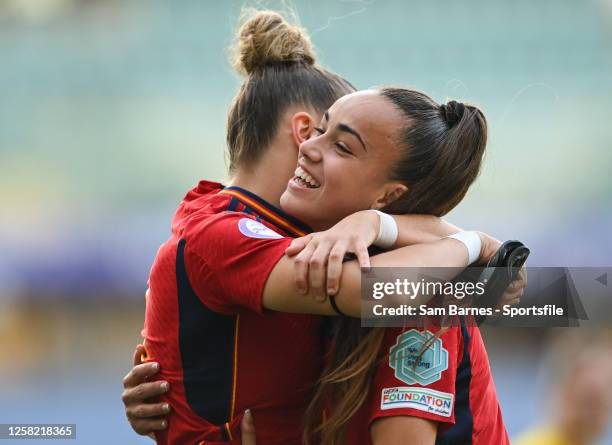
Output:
[
  {"xmin": 121, "ymin": 9, "xmax": 518, "ymax": 445},
  {"xmin": 279, "ymin": 88, "xmax": 510, "ymax": 445}
]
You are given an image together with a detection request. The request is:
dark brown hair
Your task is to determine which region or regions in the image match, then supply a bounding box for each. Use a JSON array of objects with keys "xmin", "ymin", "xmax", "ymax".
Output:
[
  {"xmin": 226, "ymin": 10, "xmax": 355, "ymax": 171},
  {"xmin": 380, "ymin": 87, "xmax": 488, "ymax": 216},
  {"xmin": 304, "ymin": 87, "xmax": 488, "ymax": 445}
]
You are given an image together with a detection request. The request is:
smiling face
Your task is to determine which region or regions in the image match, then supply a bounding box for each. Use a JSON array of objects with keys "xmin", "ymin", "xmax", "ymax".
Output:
[{"xmin": 280, "ymin": 90, "xmax": 408, "ymax": 230}]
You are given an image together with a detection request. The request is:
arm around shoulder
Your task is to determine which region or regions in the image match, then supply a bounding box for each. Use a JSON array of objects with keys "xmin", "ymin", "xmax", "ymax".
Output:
[{"xmin": 262, "ymin": 237, "xmax": 472, "ymax": 317}]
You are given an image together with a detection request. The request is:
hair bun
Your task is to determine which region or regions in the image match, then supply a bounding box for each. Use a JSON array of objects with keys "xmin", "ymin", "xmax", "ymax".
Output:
[
  {"xmin": 440, "ymin": 100, "xmax": 466, "ymax": 128},
  {"xmin": 232, "ymin": 10, "xmax": 316, "ymax": 75}
]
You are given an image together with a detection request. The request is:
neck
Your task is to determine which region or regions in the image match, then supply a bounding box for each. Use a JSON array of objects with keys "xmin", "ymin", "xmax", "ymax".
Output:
[
  {"xmin": 228, "ymin": 156, "xmax": 293, "ymax": 208},
  {"xmin": 227, "ymin": 115, "xmax": 300, "ymax": 207}
]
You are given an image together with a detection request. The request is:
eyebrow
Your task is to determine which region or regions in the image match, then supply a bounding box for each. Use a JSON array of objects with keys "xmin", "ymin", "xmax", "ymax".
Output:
[{"xmin": 324, "ymin": 111, "xmax": 368, "ymax": 152}]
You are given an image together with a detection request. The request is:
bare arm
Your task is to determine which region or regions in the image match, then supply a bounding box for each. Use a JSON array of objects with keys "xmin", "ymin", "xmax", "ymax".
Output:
[
  {"xmin": 371, "ymin": 416, "xmax": 437, "ymax": 445},
  {"xmin": 263, "ymin": 237, "xmax": 472, "ymax": 317},
  {"xmin": 391, "ymin": 214, "xmax": 462, "ymax": 247},
  {"xmin": 284, "ymin": 211, "xmax": 466, "ymax": 297},
  {"xmin": 286, "ymin": 211, "xmax": 461, "ymax": 259}
]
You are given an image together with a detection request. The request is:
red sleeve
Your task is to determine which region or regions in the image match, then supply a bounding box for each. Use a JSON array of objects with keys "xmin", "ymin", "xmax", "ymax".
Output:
[
  {"xmin": 184, "ymin": 212, "xmax": 292, "ymax": 314},
  {"xmin": 368, "ymin": 326, "xmax": 462, "ymax": 427}
]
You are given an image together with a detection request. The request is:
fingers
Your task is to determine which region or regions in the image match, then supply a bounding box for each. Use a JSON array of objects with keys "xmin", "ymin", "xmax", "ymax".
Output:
[
  {"xmin": 518, "ymin": 266, "xmax": 527, "ymax": 287},
  {"xmin": 309, "ymin": 242, "xmax": 332, "ymax": 302},
  {"xmin": 123, "ymin": 362, "xmax": 160, "ymax": 389},
  {"xmin": 505, "ymin": 284, "xmax": 524, "ymax": 298},
  {"xmin": 508, "ymin": 268, "xmax": 527, "ymax": 292},
  {"xmin": 508, "ymin": 280, "xmax": 523, "ymax": 291},
  {"xmin": 133, "ymin": 344, "xmax": 147, "ymax": 367},
  {"xmin": 128, "ymin": 418, "xmax": 168, "ymax": 436},
  {"xmin": 326, "ymin": 240, "xmax": 348, "ymax": 296},
  {"xmin": 122, "ymin": 381, "xmax": 169, "ymax": 406},
  {"xmin": 294, "ymin": 242, "xmax": 317, "ymax": 294},
  {"xmin": 499, "ymin": 290, "xmax": 521, "ymax": 305},
  {"xmin": 499, "ymin": 293, "xmax": 522, "ymax": 308},
  {"xmin": 126, "ymin": 402, "xmax": 171, "ymax": 420},
  {"xmin": 285, "ymin": 235, "xmax": 312, "ymax": 257},
  {"xmin": 494, "ymin": 266, "xmax": 527, "ymax": 310},
  {"xmin": 123, "ymin": 344, "xmax": 170, "ymax": 438},
  {"xmin": 241, "ymin": 409, "xmax": 257, "ymax": 445},
  {"xmin": 496, "ymin": 287, "xmax": 524, "ymax": 309},
  {"xmin": 506, "ymin": 295, "xmax": 521, "ymax": 306},
  {"xmin": 353, "ymin": 240, "xmax": 371, "ymax": 271}
]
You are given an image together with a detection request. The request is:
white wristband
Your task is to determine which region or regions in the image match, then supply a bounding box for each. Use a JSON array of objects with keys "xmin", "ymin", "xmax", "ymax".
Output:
[
  {"xmin": 447, "ymin": 231, "xmax": 481, "ymax": 265},
  {"xmin": 370, "ymin": 210, "xmax": 398, "ymax": 249}
]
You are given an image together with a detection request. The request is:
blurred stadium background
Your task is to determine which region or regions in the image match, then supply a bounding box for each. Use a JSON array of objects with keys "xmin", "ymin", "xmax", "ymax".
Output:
[{"xmin": 0, "ymin": 0, "xmax": 611, "ymax": 443}]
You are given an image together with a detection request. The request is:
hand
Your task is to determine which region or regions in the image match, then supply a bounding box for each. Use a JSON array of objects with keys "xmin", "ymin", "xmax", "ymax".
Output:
[
  {"xmin": 474, "ymin": 234, "xmax": 527, "ymax": 309},
  {"xmin": 495, "ymin": 266, "xmax": 527, "ymax": 309},
  {"xmin": 241, "ymin": 409, "xmax": 257, "ymax": 445},
  {"xmin": 122, "ymin": 344, "xmax": 171, "ymax": 436},
  {"xmin": 285, "ymin": 210, "xmax": 377, "ymax": 301}
]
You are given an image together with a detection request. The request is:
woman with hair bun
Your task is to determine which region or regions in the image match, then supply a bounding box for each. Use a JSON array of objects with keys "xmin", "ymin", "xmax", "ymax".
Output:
[
  {"xmin": 121, "ymin": 9, "xmax": 518, "ymax": 445},
  {"xmin": 137, "ymin": 11, "xmax": 357, "ymax": 445}
]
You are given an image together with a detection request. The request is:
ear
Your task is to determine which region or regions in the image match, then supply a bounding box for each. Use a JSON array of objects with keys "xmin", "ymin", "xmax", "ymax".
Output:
[
  {"xmin": 290, "ymin": 112, "xmax": 315, "ymax": 147},
  {"xmin": 370, "ymin": 183, "xmax": 408, "ymax": 210}
]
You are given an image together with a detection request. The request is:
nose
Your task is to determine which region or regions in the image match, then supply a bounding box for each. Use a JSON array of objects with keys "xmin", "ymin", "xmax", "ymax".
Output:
[{"xmin": 299, "ymin": 137, "xmax": 323, "ymax": 164}]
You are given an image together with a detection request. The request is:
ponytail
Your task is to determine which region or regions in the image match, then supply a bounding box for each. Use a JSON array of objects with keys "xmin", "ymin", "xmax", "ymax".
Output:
[
  {"xmin": 379, "ymin": 87, "xmax": 487, "ymax": 217},
  {"xmin": 302, "ymin": 87, "xmax": 489, "ymax": 444}
]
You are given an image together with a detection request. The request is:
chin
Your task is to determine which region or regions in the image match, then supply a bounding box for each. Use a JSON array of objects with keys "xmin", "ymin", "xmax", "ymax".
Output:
[
  {"xmin": 280, "ymin": 192, "xmax": 316, "ymax": 227},
  {"xmin": 280, "ymin": 192, "xmax": 301, "ymax": 218},
  {"xmin": 279, "ymin": 191, "xmax": 293, "ymax": 212}
]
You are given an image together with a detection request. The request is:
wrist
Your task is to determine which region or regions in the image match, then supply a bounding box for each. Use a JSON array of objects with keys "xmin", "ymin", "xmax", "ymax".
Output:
[
  {"xmin": 369, "ymin": 209, "xmax": 399, "ymax": 249},
  {"xmin": 365, "ymin": 209, "xmax": 381, "ymax": 241},
  {"xmin": 446, "ymin": 231, "xmax": 482, "ymax": 265},
  {"xmin": 474, "ymin": 232, "xmax": 501, "ymax": 265},
  {"xmin": 354, "ymin": 209, "xmax": 380, "ymax": 247},
  {"xmin": 476, "ymin": 232, "xmax": 486, "ymax": 262}
]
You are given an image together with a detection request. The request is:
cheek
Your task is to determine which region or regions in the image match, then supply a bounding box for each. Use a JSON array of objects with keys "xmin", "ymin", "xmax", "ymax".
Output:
[{"xmin": 322, "ymin": 161, "xmax": 380, "ymax": 208}]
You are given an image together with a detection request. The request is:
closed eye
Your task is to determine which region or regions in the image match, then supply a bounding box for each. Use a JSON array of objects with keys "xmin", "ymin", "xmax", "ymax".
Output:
[
  {"xmin": 335, "ymin": 142, "xmax": 353, "ymax": 156},
  {"xmin": 313, "ymin": 126, "xmax": 353, "ymax": 155}
]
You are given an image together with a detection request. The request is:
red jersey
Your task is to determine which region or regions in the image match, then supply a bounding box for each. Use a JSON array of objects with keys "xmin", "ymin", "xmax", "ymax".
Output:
[
  {"xmin": 143, "ymin": 180, "xmax": 508, "ymax": 444},
  {"xmin": 142, "ymin": 181, "xmax": 324, "ymax": 445},
  {"xmin": 345, "ymin": 320, "xmax": 510, "ymax": 445}
]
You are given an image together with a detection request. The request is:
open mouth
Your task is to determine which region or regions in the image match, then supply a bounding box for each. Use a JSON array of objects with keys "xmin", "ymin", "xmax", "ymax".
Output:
[{"xmin": 292, "ymin": 166, "xmax": 321, "ymax": 189}]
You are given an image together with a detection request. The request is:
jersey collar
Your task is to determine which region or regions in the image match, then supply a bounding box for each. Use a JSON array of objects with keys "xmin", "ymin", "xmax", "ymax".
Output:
[{"xmin": 221, "ymin": 186, "xmax": 312, "ymax": 237}]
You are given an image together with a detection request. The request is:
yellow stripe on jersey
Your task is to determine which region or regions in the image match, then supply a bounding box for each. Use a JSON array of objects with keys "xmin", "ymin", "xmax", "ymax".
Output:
[{"xmin": 220, "ymin": 189, "xmax": 308, "ymax": 237}]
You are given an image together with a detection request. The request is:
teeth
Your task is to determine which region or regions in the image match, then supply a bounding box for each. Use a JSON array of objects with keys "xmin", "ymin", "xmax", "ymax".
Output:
[{"xmin": 293, "ymin": 166, "xmax": 320, "ymax": 188}]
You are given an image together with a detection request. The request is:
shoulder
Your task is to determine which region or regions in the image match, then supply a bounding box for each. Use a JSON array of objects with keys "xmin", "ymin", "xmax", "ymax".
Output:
[
  {"xmin": 181, "ymin": 211, "xmax": 291, "ymax": 277},
  {"xmin": 185, "ymin": 212, "xmax": 285, "ymax": 246}
]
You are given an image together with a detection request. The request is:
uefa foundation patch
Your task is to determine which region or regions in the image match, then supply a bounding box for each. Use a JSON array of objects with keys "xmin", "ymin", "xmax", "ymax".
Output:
[
  {"xmin": 380, "ymin": 387, "xmax": 454, "ymax": 417},
  {"xmin": 389, "ymin": 329, "xmax": 449, "ymax": 385},
  {"xmin": 238, "ymin": 218, "xmax": 283, "ymax": 239}
]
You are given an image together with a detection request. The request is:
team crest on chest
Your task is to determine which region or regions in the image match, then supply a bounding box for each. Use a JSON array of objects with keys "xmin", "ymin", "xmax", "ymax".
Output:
[
  {"xmin": 389, "ymin": 329, "xmax": 449, "ymax": 386},
  {"xmin": 238, "ymin": 218, "xmax": 283, "ymax": 239}
]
